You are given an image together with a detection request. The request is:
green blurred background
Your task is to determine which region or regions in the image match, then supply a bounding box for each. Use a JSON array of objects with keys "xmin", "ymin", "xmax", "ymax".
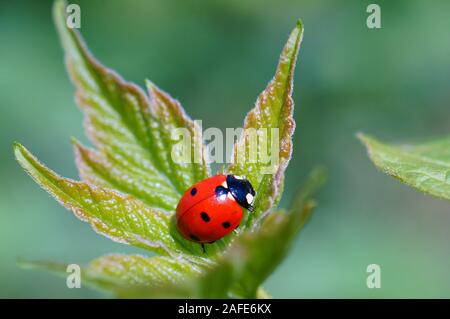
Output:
[{"xmin": 1, "ymin": 0, "xmax": 450, "ymax": 298}]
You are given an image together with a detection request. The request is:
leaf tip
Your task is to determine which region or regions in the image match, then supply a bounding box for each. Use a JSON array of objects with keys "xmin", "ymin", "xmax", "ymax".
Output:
[
  {"xmin": 145, "ymin": 79, "xmax": 154, "ymax": 88},
  {"xmin": 145, "ymin": 79, "xmax": 156, "ymax": 95},
  {"xmin": 356, "ymin": 131, "xmax": 367, "ymax": 141},
  {"xmin": 69, "ymin": 136, "xmax": 80, "ymax": 146},
  {"xmin": 145, "ymin": 79, "xmax": 162, "ymax": 100},
  {"xmin": 52, "ymin": 0, "xmax": 67, "ymax": 29},
  {"xmin": 17, "ymin": 258, "xmax": 34, "ymax": 270},
  {"xmin": 309, "ymin": 166, "xmax": 328, "ymax": 187},
  {"xmin": 291, "ymin": 18, "xmax": 304, "ymax": 43},
  {"xmin": 17, "ymin": 259, "xmax": 67, "ymax": 275},
  {"xmin": 53, "ymin": 0, "xmax": 79, "ymax": 56},
  {"xmin": 356, "ymin": 132, "xmax": 379, "ymax": 149},
  {"xmin": 13, "ymin": 142, "xmax": 27, "ymax": 163},
  {"xmin": 12, "ymin": 141, "xmax": 22, "ymax": 152},
  {"xmin": 13, "ymin": 143, "xmax": 39, "ymax": 174},
  {"xmin": 289, "ymin": 166, "xmax": 327, "ymax": 210}
]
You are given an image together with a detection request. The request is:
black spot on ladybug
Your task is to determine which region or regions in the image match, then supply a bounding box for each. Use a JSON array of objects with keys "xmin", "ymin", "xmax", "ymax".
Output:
[
  {"xmin": 200, "ymin": 212, "xmax": 210, "ymax": 222},
  {"xmin": 222, "ymin": 221, "xmax": 231, "ymax": 229},
  {"xmin": 190, "ymin": 187, "xmax": 197, "ymax": 196},
  {"xmin": 190, "ymin": 234, "xmax": 200, "ymax": 241}
]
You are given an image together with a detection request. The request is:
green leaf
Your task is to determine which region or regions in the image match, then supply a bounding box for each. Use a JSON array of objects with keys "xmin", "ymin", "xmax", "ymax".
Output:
[
  {"xmin": 20, "ymin": 254, "xmax": 201, "ymax": 298},
  {"xmin": 16, "ymin": 2, "xmax": 318, "ymax": 298},
  {"xmin": 359, "ymin": 133, "xmax": 450, "ymax": 201},
  {"xmin": 53, "ymin": 0, "xmax": 209, "ymax": 213},
  {"xmin": 14, "ymin": 143, "xmax": 193, "ymax": 258},
  {"xmin": 21, "ymin": 164, "xmax": 324, "ymax": 300},
  {"xmin": 204, "ymin": 168, "xmax": 326, "ymax": 298},
  {"xmin": 226, "ymin": 20, "xmax": 304, "ymax": 228},
  {"xmin": 191, "ymin": 258, "xmax": 235, "ymax": 298},
  {"xmin": 89, "ymin": 254, "xmax": 234, "ymax": 298},
  {"xmin": 87, "ymin": 254, "xmax": 198, "ymax": 285},
  {"xmin": 113, "ymin": 259, "xmax": 233, "ymax": 299},
  {"xmin": 86, "ymin": 254, "xmax": 201, "ymax": 297}
]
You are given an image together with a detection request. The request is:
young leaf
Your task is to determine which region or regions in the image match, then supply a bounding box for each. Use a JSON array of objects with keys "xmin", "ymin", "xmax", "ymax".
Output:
[
  {"xmin": 14, "ymin": 143, "xmax": 192, "ymax": 258},
  {"xmin": 20, "ymin": 255, "xmax": 201, "ymax": 298},
  {"xmin": 226, "ymin": 20, "xmax": 304, "ymax": 228},
  {"xmin": 16, "ymin": 1, "xmax": 318, "ymax": 298},
  {"xmin": 53, "ymin": 170, "xmax": 324, "ymax": 299},
  {"xmin": 113, "ymin": 259, "xmax": 233, "ymax": 298},
  {"xmin": 86, "ymin": 254, "xmax": 201, "ymax": 296},
  {"xmin": 202, "ymin": 168, "xmax": 326, "ymax": 298},
  {"xmin": 193, "ymin": 262, "xmax": 234, "ymax": 298},
  {"xmin": 53, "ymin": 0, "xmax": 210, "ymax": 213},
  {"xmin": 359, "ymin": 133, "xmax": 450, "ymax": 201}
]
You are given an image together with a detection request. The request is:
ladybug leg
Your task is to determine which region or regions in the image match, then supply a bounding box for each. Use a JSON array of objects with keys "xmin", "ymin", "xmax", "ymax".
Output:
[{"xmin": 201, "ymin": 243, "xmax": 206, "ymax": 253}]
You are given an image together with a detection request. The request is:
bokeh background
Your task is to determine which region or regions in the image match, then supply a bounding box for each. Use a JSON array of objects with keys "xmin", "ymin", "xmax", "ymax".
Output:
[{"xmin": 1, "ymin": 0, "xmax": 450, "ymax": 298}]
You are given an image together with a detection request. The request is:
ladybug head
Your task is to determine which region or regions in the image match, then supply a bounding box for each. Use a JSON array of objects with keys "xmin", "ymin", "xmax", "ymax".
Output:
[{"xmin": 226, "ymin": 175, "xmax": 256, "ymax": 212}]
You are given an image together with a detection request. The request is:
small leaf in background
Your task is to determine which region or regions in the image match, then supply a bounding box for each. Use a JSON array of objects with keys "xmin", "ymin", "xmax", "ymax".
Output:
[
  {"xmin": 199, "ymin": 168, "xmax": 326, "ymax": 298},
  {"xmin": 227, "ymin": 20, "xmax": 304, "ymax": 228},
  {"xmin": 14, "ymin": 143, "xmax": 192, "ymax": 258},
  {"xmin": 53, "ymin": 0, "xmax": 210, "ymax": 213},
  {"xmin": 359, "ymin": 133, "xmax": 450, "ymax": 201}
]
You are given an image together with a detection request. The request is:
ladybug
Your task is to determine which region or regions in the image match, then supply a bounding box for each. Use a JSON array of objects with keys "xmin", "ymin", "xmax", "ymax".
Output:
[{"xmin": 176, "ymin": 174, "xmax": 255, "ymax": 249}]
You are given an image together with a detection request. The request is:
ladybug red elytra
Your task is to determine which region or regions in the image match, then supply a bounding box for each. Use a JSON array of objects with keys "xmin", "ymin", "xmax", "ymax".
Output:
[{"xmin": 176, "ymin": 174, "xmax": 255, "ymax": 247}]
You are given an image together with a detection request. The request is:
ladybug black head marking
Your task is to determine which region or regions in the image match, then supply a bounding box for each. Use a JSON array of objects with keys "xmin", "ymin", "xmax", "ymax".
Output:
[
  {"xmin": 215, "ymin": 185, "xmax": 228, "ymax": 200},
  {"xmin": 226, "ymin": 175, "xmax": 255, "ymax": 212}
]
